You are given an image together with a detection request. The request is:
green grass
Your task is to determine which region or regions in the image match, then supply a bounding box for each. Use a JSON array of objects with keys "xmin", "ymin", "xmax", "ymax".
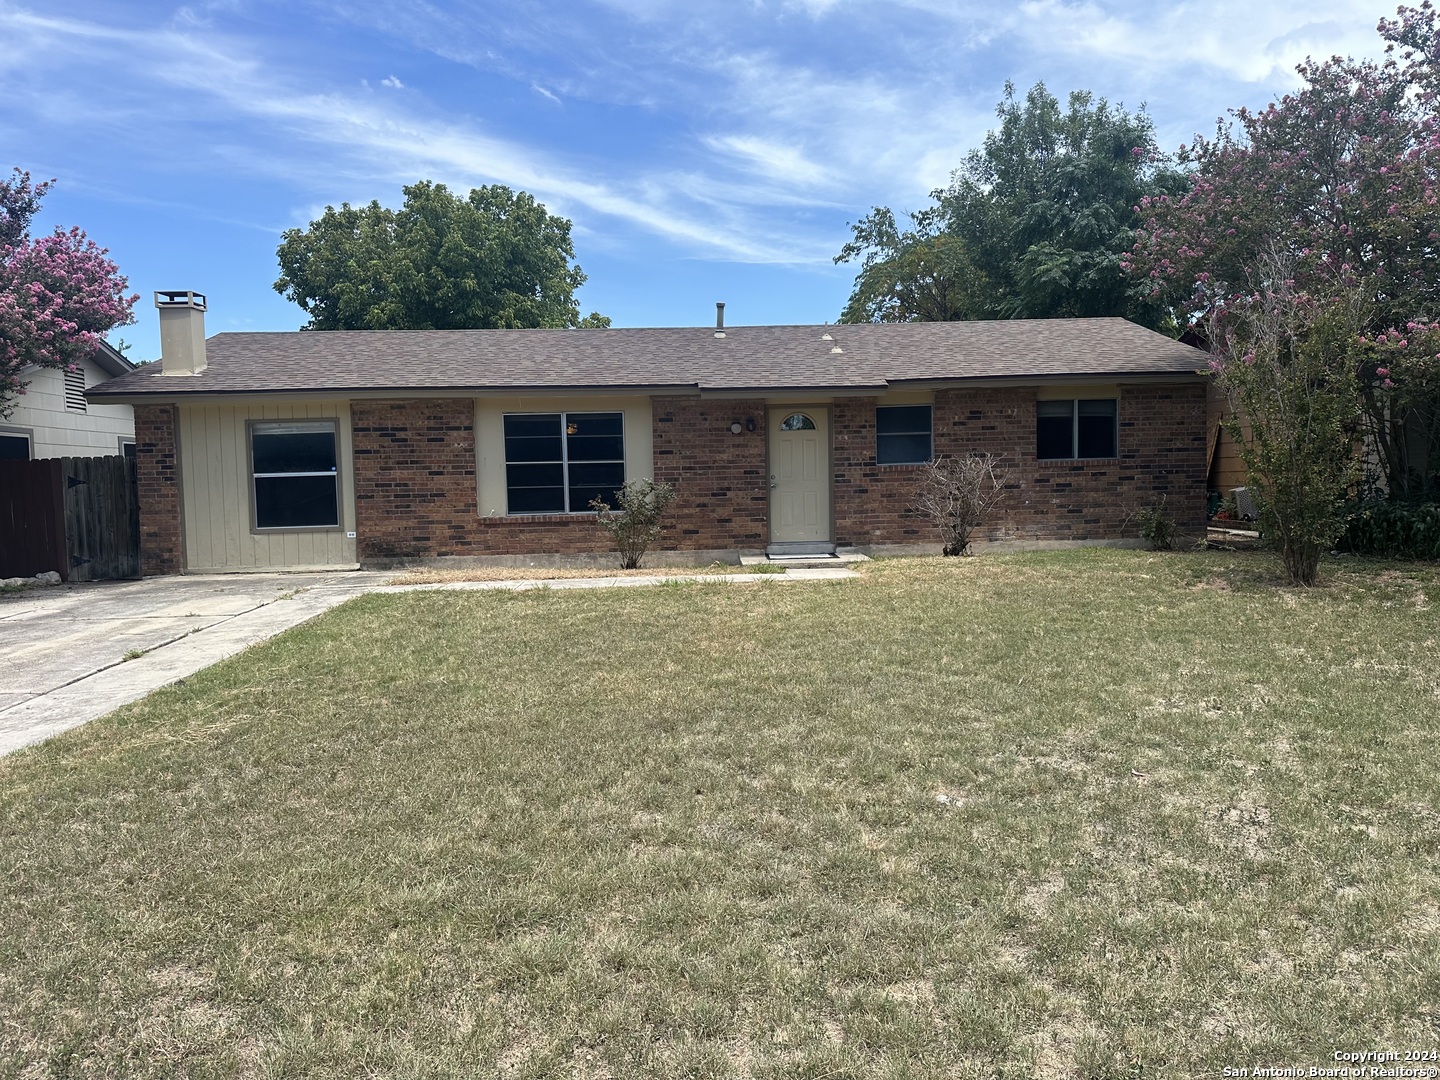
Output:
[{"xmin": 2, "ymin": 549, "xmax": 1438, "ymax": 1079}]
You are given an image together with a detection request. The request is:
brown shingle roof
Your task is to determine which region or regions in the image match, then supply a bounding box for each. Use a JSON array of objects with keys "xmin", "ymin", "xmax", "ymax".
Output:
[{"xmin": 88, "ymin": 318, "xmax": 1207, "ymax": 399}]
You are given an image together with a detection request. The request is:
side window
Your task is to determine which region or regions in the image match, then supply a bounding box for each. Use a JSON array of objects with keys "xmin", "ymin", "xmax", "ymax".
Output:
[
  {"xmin": 251, "ymin": 421, "xmax": 339, "ymax": 529},
  {"xmin": 876, "ymin": 405, "xmax": 933, "ymax": 464},
  {"xmin": 0, "ymin": 430, "xmax": 32, "ymax": 460},
  {"xmin": 1037, "ymin": 399, "xmax": 1117, "ymax": 459},
  {"xmin": 503, "ymin": 412, "xmax": 625, "ymax": 514}
]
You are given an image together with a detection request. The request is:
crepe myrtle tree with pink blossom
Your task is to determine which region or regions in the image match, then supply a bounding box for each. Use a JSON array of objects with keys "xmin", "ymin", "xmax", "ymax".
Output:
[
  {"xmin": 0, "ymin": 169, "xmax": 137, "ymax": 419},
  {"xmin": 1126, "ymin": 8, "xmax": 1440, "ymax": 502}
]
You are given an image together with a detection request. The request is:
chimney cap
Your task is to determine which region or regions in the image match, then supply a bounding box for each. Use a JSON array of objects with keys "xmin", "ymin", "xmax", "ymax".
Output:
[{"xmin": 155, "ymin": 290, "xmax": 207, "ymax": 311}]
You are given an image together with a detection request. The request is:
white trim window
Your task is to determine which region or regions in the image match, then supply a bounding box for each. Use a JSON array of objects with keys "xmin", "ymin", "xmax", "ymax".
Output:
[
  {"xmin": 250, "ymin": 420, "xmax": 340, "ymax": 530},
  {"xmin": 503, "ymin": 411, "xmax": 625, "ymax": 514},
  {"xmin": 0, "ymin": 428, "xmax": 32, "ymax": 461},
  {"xmin": 876, "ymin": 404, "xmax": 933, "ymax": 464},
  {"xmin": 1036, "ymin": 399, "xmax": 1118, "ymax": 460}
]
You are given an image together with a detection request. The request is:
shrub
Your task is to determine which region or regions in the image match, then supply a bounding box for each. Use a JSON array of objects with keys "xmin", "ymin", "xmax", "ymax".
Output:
[
  {"xmin": 1338, "ymin": 498, "xmax": 1440, "ymax": 559},
  {"xmin": 911, "ymin": 455, "xmax": 1008, "ymax": 556},
  {"xmin": 590, "ymin": 479, "xmax": 676, "ymax": 569},
  {"xmin": 1133, "ymin": 496, "xmax": 1178, "ymax": 551}
]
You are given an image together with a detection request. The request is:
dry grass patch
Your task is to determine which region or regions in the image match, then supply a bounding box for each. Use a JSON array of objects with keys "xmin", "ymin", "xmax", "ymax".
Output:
[
  {"xmin": 387, "ymin": 562, "xmax": 759, "ymax": 585},
  {"xmin": 1, "ymin": 549, "xmax": 1438, "ymax": 1078}
]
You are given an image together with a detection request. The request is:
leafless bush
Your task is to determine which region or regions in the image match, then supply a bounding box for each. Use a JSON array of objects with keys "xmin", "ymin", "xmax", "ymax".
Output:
[{"xmin": 911, "ymin": 454, "xmax": 1008, "ymax": 556}]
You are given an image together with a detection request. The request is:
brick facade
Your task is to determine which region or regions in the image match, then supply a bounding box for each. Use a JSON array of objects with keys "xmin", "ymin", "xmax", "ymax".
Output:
[
  {"xmin": 833, "ymin": 382, "xmax": 1209, "ymax": 547},
  {"xmin": 351, "ymin": 398, "xmax": 616, "ymax": 559},
  {"xmin": 133, "ymin": 404, "xmax": 183, "ymax": 576},
  {"xmin": 651, "ymin": 396, "xmax": 769, "ymax": 550},
  {"xmin": 141, "ymin": 381, "xmax": 1208, "ymax": 573}
]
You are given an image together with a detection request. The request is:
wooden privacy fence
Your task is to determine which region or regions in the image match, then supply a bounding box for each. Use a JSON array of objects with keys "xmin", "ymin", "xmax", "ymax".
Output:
[{"xmin": 0, "ymin": 456, "xmax": 140, "ymax": 581}]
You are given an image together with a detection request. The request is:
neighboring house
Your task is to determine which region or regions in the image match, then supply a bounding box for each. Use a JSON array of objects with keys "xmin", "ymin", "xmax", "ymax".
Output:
[
  {"xmin": 88, "ymin": 292, "xmax": 1211, "ymax": 576},
  {"xmin": 0, "ymin": 341, "xmax": 137, "ymax": 461}
]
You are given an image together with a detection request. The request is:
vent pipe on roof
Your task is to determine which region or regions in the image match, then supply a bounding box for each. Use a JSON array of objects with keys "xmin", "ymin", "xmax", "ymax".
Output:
[
  {"xmin": 155, "ymin": 291, "xmax": 208, "ymax": 376},
  {"xmin": 714, "ymin": 301, "xmax": 725, "ymax": 338}
]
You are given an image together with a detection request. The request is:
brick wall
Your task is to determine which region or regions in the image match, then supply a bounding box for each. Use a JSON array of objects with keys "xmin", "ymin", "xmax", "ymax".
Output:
[
  {"xmin": 351, "ymin": 398, "xmax": 616, "ymax": 558},
  {"xmin": 831, "ymin": 382, "xmax": 1209, "ymax": 547},
  {"xmin": 132, "ymin": 403, "xmax": 184, "ymax": 576},
  {"xmin": 651, "ymin": 396, "xmax": 769, "ymax": 550},
  {"xmin": 133, "ymin": 404, "xmax": 183, "ymax": 576}
]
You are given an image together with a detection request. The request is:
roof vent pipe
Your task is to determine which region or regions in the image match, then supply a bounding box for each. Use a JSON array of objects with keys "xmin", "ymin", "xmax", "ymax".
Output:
[
  {"xmin": 714, "ymin": 301, "xmax": 725, "ymax": 338},
  {"xmin": 155, "ymin": 290, "xmax": 208, "ymax": 376}
]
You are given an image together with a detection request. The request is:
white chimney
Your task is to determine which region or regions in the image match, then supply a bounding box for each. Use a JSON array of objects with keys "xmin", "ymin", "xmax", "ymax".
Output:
[{"xmin": 155, "ymin": 290, "xmax": 208, "ymax": 376}]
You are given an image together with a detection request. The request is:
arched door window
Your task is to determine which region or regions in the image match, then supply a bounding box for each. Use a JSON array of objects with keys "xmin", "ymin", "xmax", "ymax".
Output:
[{"xmin": 779, "ymin": 413, "xmax": 816, "ymax": 431}]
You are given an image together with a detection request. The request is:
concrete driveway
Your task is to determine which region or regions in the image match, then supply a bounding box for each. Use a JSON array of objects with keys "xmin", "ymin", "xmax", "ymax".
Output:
[{"xmin": 0, "ymin": 572, "xmax": 390, "ymax": 756}]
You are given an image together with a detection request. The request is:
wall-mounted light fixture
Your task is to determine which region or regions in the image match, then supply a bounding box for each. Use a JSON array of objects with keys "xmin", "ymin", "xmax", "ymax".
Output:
[
  {"xmin": 730, "ymin": 421, "xmax": 743, "ymax": 434},
  {"xmin": 745, "ymin": 416, "xmax": 757, "ymax": 432}
]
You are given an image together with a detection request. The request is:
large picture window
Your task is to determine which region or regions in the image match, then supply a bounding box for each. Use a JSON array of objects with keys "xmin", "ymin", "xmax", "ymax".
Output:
[
  {"xmin": 251, "ymin": 420, "xmax": 339, "ymax": 530},
  {"xmin": 1036, "ymin": 399, "xmax": 1118, "ymax": 460},
  {"xmin": 876, "ymin": 404, "xmax": 933, "ymax": 464},
  {"xmin": 504, "ymin": 412, "xmax": 625, "ymax": 514}
]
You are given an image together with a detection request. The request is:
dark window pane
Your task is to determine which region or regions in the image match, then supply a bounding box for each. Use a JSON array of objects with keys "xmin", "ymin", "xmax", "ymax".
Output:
[
  {"xmin": 570, "ymin": 485, "xmax": 622, "ymax": 510},
  {"xmin": 1037, "ymin": 410, "xmax": 1074, "ymax": 459},
  {"xmin": 1077, "ymin": 399, "xmax": 1117, "ymax": 458},
  {"xmin": 0, "ymin": 434, "xmax": 29, "ymax": 460},
  {"xmin": 876, "ymin": 405, "xmax": 931, "ymax": 435},
  {"xmin": 877, "ymin": 433, "xmax": 931, "ymax": 464},
  {"xmin": 255, "ymin": 475, "xmax": 338, "ymax": 528},
  {"xmin": 122, "ymin": 442, "xmax": 136, "ymax": 460},
  {"xmin": 507, "ymin": 485, "xmax": 566, "ymax": 514},
  {"xmin": 253, "ymin": 430, "xmax": 336, "ymax": 474},
  {"xmin": 506, "ymin": 463, "xmax": 565, "ymax": 489},
  {"xmin": 567, "ymin": 461, "xmax": 625, "ymax": 488},
  {"xmin": 566, "ymin": 435, "xmax": 625, "ymax": 462},
  {"xmin": 504, "ymin": 435, "xmax": 563, "ymax": 463},
  {"xmin": 504, "ymin": 414, "xmax": 561, "ymax": 439},
  {"xmin": 565, "ymin": 413, "xmax": 623, "ymax": 438}
]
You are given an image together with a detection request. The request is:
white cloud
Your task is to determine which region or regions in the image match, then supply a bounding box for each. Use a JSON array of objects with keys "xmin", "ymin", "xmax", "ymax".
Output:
[
  {"xmin": 380, "ymin": 74, "xmax": 404, "ymax": 89},
  {"xmin": 531, "ymin": 82, "xmax": 561, "ymax": 105}
]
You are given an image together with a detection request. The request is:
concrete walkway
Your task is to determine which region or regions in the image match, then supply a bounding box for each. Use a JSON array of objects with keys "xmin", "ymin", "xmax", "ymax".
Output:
[{"xmin": 0, "ymin": 566, "xmax": 858, "ymax": 757}]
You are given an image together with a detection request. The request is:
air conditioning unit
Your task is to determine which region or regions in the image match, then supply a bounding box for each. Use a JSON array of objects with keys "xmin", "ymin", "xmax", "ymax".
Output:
[{"xmin": 1230, "ymin": 486, "xmax": 1258, "ymax": 520}]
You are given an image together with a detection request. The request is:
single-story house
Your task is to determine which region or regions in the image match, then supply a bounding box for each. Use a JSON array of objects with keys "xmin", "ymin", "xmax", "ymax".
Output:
[
  {"xmin": 87, "ymin": 292, "xmax": 1210, "ymax": 576},
  {"xmin": 1, "ymin": 340, "xmax": 137, "ymax": 461}
]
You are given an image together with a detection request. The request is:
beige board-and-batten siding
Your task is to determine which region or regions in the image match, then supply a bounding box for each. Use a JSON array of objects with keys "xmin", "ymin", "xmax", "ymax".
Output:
[{"xmin": 177, "ymin": 400, "xmax": 358, "ymax": 572}]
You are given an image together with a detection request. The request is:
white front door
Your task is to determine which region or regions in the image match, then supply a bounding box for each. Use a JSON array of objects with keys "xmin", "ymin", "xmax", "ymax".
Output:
[{"xmin": 769, "ymin": 408, "xmax": 831, "ymax": 545}]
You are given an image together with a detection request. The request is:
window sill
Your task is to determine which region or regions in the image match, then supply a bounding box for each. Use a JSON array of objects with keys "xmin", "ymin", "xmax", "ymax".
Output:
[{"xmin": 251, "ymin": 525, "xmax": 344, "ymax": 534}]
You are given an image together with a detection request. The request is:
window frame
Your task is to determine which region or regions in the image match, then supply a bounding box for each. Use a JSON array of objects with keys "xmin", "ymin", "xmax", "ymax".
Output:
[
  {"xmin": 247, "ymin": 418, "xmax": 342, "ymax": 533},
  {"xmin": 502, "ymin": 410, "xmax": 627, "ymax": 516},
  {"xmin": 0, "ymin": 426, "xmax": 33, "ymax": 461},
  {"xmin": 875, "ymin": 404, "xmax": 934, "ymax": 465},
  {"xmin": 1036, "ymin": 398, "xmax": 1119, "ymax": 461}
]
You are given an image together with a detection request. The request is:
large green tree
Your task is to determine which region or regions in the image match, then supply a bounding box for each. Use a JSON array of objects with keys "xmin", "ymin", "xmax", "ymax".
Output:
[
  {"xmin": 275, "ymin": 181, "xmax": 607, "ymax": 331},
  {"xmin": 836, "ymin": 83, "xmax": 1182, "ymax": 327}
]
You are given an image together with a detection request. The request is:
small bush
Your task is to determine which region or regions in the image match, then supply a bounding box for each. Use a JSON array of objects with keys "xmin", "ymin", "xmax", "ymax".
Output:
[
  {"xmin": 1133, "ymin": 496, "xmax": 1178, "ymax": 551},
  {"xmin": 591, "ymin": 479, "xmax": 677, "ymax": 569},
  {"xmin": 911, "ymin": 455, "xmax": 1008, "ymax": 556},
  {"xmin": 1338, "ymin": 498, "xmax": 1440, "ymax": 559}
]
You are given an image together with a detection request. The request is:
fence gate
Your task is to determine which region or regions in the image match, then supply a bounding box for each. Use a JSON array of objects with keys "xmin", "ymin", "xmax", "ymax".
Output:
[{"xmin": 0, "ymin": 456, "xmax": 139, "ymax": 581}]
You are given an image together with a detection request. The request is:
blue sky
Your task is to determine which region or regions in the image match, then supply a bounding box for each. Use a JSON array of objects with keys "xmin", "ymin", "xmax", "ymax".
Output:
[{"xmin": 1, "ymin": 0, "xmax": 1395, "ymax": 360}]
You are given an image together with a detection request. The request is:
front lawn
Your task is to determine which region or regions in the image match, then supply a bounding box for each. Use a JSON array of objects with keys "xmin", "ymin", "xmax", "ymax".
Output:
[{"xmin": 2, "ymin": 551, "xmax": 1437, "ymax": 1078}]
